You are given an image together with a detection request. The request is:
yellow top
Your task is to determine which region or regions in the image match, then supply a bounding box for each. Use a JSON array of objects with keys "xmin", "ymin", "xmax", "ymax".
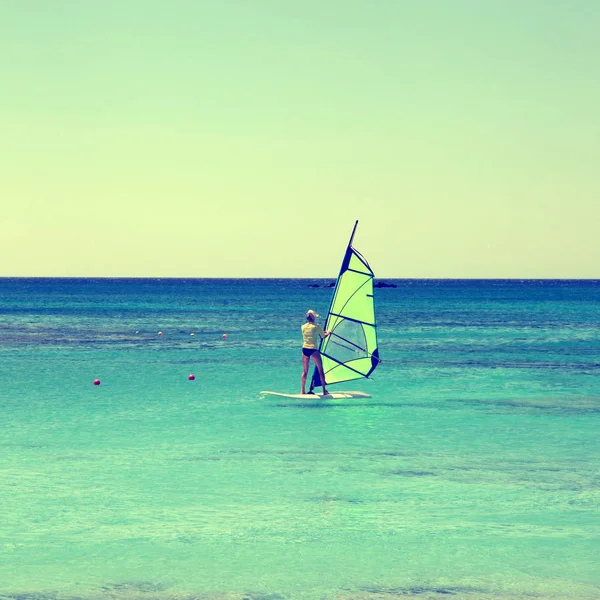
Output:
[{"xmin": 301, "ymin": 322, "xmax": 326, "ymax": 349}]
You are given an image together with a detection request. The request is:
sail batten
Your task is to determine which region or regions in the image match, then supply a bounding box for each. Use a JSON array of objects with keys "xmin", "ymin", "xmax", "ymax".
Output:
[
  {"xmin": 328, "ymin": 312, "xmax": 377, "ymax": 326},
  {"xmin": 346, "ymin": 267, "xmax": 372, "ymax": 275},
  {"xmin": 310, "ymin": 221, "xmax": 380, "ymax": 392},
  {"xmin": 320, "ymin": 353, "xmax": 370, "ymax": 375}
]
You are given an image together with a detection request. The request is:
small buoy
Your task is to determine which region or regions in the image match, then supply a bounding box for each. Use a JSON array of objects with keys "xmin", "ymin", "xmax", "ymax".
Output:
[
  {"xmin": 158, "ymin": 331, "xmax": 163, "ymax": 336},
  {"xmin": 222, "ymin": 334, "xmax": 227, "ymax": 339},
  {"xmin": 190, "ymin": 333, "xmax": 195, "ymax": 336},
  {"xmin": 188, "ymin": 374, "xmax": 195, "ymax": 381},
  {"xmin": 135, "ymin": 331, "xmax": 139, "ymax": 334},
  {"xmin": 93, "ymin": 379, "xmax": 101, "ymax": 386}
]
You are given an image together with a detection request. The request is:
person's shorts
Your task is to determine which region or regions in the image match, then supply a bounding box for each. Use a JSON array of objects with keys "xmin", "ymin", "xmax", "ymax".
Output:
[{"xmin": 302, "ymin": 348, "xmax": 318, "ymax": 357}]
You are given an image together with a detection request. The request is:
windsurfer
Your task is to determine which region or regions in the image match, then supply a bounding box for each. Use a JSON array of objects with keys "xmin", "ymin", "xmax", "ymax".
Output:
[{"xmin": 301, "ymin": 310, "xmax": 330, "ymax": 395}]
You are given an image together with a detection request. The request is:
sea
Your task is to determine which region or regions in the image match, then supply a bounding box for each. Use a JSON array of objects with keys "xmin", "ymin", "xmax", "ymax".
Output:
[{"xmin": 0, "ymin": 278, "xmax": 598, "ymax": 600}]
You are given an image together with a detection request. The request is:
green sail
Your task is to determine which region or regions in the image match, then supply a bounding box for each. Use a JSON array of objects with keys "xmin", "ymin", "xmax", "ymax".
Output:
[{"xmin": 310, "ymin": 222, "xmax": 380, "ymax": 391}]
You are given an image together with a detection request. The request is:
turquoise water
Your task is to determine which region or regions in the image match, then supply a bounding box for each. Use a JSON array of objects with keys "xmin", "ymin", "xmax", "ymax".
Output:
[{"xmin": 1, "ymin": 279, "xmax": 599, "ymax": 599}]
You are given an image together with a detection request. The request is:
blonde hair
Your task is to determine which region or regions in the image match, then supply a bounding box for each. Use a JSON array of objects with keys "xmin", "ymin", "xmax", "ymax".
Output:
[{"xmin": 306, "ymin": 310, "xmax": 319, "ymax": 322}]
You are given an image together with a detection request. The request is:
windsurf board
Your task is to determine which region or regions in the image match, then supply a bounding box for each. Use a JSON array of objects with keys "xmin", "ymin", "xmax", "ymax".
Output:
[{"xmin": 260, "ymin": 390, "xmax": 372, "ymax": 399}]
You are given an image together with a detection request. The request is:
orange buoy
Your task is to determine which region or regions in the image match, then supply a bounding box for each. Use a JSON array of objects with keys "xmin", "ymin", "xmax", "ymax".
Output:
[
  {"xmin": 93, "ymin": 379, "xmax": 101, "ymax": 386},
  {"xmin": 188, "ymin": 374, "xmax": 195, "ymax": 381}
]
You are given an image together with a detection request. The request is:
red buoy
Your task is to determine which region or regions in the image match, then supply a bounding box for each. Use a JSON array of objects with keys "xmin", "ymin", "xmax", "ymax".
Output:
[
  {"xmin": 222, "ymin": 334, "xmax": 227, "ymax": 339},
  {"xmin": 188, "ymin": 374, "xmax": 195, "ymax": 381},
  {"xmin": 93, "ymin": 379, "xmax": 101, "ymax": 386}
]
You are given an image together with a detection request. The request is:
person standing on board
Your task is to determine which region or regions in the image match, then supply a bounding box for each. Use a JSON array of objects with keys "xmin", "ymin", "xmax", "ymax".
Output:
[{"xmin": 301, "ymin": 310, "xmax": 330, "ymax": 395}]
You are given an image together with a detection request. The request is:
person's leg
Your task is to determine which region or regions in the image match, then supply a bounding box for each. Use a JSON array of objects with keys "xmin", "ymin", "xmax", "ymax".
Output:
[
  {"xmin": 301, "ymin": 352, "xmax": 310, "ymax": 394},
  {"xmin": 312, "ymin": 353, "xmax": 328, "ymax": 395}
]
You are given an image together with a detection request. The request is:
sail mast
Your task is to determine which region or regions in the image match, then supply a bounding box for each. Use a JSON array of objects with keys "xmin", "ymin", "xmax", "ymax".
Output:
[
  {"xmin": 348, "ymin": 220, "xmax": 358, "ymax": 247},
  {"xmin": 326, "ymin": 220, "xmax": 359, "ymax": 322}
]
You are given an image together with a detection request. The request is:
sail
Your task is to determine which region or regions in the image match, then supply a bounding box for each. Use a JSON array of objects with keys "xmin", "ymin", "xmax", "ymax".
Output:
[{"xmin": 310, "ymin": 221, "xmax": 380, "ymax": 391}]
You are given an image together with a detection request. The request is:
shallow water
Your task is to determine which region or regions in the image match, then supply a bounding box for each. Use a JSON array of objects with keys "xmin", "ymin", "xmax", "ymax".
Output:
[{"xmin": 1, "ymin": 278, "xmax": 599, "ymax": 599}]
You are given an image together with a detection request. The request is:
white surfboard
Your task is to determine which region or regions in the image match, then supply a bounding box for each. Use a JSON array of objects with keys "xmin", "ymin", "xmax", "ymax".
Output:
[{"xmin": 260, "ymin": 390, "xmax": 372, "ymax": 400}]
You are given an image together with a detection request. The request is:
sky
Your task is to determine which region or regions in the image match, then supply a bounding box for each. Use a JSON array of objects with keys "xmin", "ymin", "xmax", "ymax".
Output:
[{"xmin": 1, "ymin": 1, "xmax": 598, "ymax": 278}]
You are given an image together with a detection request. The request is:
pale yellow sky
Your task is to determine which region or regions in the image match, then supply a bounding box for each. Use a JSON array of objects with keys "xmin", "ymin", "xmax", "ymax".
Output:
[{"xmin": 1, "ymin": 1, "xmax": 598, "ymax": 277}]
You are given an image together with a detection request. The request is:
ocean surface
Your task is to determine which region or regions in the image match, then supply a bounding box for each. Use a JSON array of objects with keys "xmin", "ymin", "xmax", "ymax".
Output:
[{"xmin": 1, "ymin": 278, "xmax": 599, "ymax": 600}]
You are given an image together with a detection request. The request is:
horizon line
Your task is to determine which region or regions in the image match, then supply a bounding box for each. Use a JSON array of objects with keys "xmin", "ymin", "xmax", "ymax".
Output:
[{"xmin": 1, "ymin": 276, "xmax": 598, "ymax": 282}]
